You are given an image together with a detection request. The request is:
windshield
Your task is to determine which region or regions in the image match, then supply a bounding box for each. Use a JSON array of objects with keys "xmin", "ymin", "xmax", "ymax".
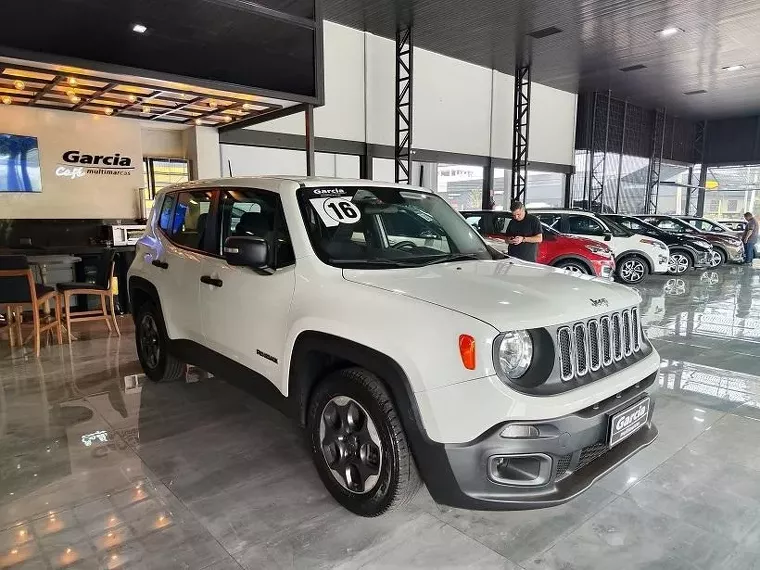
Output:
[
  {"xmin": 607, "ymin": 216, "xmax": 666, "ymax": 238},
  {"xmin": 298, "ymin": 186, "xmax": 492, "ymax": 268},
  {"xmin": 598, "ymin": 216, "xmax": 633, "ymax": 237}
]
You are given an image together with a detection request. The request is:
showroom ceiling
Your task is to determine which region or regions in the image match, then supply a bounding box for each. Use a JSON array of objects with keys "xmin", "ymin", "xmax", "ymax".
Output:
[
  {"xmin": 324, "ymin": 0, "xmax": 760, "ymax": 119},
  {"xmin": 0, "ymin": 59, "xmax": 289, "ymax": 127}
]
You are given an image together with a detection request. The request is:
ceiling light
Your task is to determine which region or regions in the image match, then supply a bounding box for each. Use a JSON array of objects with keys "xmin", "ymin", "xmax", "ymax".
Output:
[
  {"xmin": 723, "ymin": 64, "xmax": 746, "ymax": 71},
  {"xmin": 657, "ymin": 27, "xmax": 682, "ymax": 37},
  {"xmin": 142, "ymin": 105, "xmax": 150, "ymax": 113},
  {"xmin": 67, "ymin": 77, "xmax": 78, "ymax": 87},
  {"xmin": 194, "ymin": 118, "xmax": 202, "ymax": 125},
  {"xmin": 242, "ymin": 103, "xmax": 254, "ymax": 111},
  {"xmin": 684, "ymin": 89, "xmax": 707, "ymax": 95},
  {"xmin": 70, "ymin": 95, "xmax": 81, "ymax": 104},
  {"xmin": 66, "ymin": 89, "xmax": 76, "ymax": 98},
  {"xmin": 2, "ymin": 96, "xmax": 11, "ymax": 105},
  {"xmin": 132, "ymin": 23, "xmax": 147, "ymax": 34},
  {"xmin": 222, "ymin": 115, "xmax": 232, "ymax": 122},
  {"xmin": 13, "ymin": 80, "xmax": 24, "ymax": 91},
  {"xmin": 104, "ymin": 107, "xmax": 114, "ymax": 115},
  {"xmin": 208, "ymin": 99, "xmax": 217, "ymax": 108},
  {"xmin": 127, "ymin": 94, "xmax": 137, "ymax": 103},
  {"xmin": 620, "ymin": 64, "xmax": 647, "ymax": 72},
  {"xmin": 527, "ymin": 26, "xmax": 563, "ymax": 39}
]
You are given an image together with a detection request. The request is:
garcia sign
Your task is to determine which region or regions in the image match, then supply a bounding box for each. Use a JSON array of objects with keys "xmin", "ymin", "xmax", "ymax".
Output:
[{"xmin": 55, "ymin": 150, "xmax": 135, "ymax": 179}]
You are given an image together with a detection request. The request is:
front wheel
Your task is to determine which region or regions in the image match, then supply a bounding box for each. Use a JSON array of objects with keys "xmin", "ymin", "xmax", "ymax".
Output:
[
  {"xmin": 617, "ymin": 256, "xmax": 649, "ymax": 284},
  {"xmin": 708, "ymin": 249, "xmax": 724, "ymax": 268},
  {"xmin": 135, "ymin": 301, "xmax": 185, "ymax": 382},
  {"xmin": 307, "ymin": 368, "xmax": 421, "ymax": 517},
  {"xmin": 553, "ymin": 259, "xmax": 592, "ymax": 275},
  {"xmin": 667, "ymin": 251, "xmax": 692, "ymax": 274}
]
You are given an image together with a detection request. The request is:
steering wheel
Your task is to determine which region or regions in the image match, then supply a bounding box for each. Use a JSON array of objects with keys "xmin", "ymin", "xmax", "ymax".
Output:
[{"xmin": 391, "ymin": 240, "xmax": 417, "ymax": 250}]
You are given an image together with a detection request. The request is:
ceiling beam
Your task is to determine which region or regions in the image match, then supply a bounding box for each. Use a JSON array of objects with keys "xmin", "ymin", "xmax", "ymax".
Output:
[
  {"xmin": 72, "ymin": 82, "xmax": 116, "ymax": 110},
  {"xmin": 185, "ymin": 102, "xmax": 249, "ymax": 124},
  {"xmin": 113, "ymin": 90, "xmax": 163, "ymax": 116},
  {"xmin": 27, "ymin": 75, "xmax": 64, "ymax": 105},
  {"xmin": 150, "ymin": 96, "xmax": 206, "ymax": 120}
]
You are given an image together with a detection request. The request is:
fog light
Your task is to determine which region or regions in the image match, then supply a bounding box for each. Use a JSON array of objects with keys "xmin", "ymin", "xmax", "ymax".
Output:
[
  {"xmin": 500, "ymin": 424, "xmax": 539, "ymax": 438},
  {"xmin": 488, "ymin": 453, "xmax": 551, "ymax": 486}
]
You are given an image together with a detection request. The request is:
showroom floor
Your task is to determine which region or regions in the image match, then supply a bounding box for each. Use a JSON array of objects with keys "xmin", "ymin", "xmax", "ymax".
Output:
[{"xmin": 1, "ymin": 266, "xmax": 760, "ymax": 570}]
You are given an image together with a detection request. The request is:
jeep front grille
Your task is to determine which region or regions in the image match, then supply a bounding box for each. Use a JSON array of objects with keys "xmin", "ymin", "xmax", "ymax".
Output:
[{"xmin": 557, "ymin": 308, "xmax": 642, "ymax": 382}]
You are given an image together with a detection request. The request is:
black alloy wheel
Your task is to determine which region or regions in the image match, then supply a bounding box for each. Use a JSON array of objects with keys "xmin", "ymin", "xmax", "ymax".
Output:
[
  {"xmin": 135, "ymin": 301, "xmax": 185, "ymax": 382},
  {"xmin": 308, "ymin": 367, "xmax": 421, "ymax": 517}
]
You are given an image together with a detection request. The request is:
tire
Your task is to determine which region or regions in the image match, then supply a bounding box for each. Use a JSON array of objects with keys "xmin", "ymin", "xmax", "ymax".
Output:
[
  {"xmin": 708, "ymin": 249, "xmax": 724, "ymax": 268},
  {"xmin": 135, "ymin": 301, "xmax": 185, "ymax": 383},
  {"xmin": 307, "ymin": 367, "xmax": 421, "ymax": 517},
  {"xmin": 553, "ymin": 259, "xmax": 592, "ymax": 275},
  {"xmin": 667, "ymin": 251, "xmax": 692, "ymax": 275},
  {"xmin": 616, "ymin": 255, "xmax": 649, "ymax": 284}
]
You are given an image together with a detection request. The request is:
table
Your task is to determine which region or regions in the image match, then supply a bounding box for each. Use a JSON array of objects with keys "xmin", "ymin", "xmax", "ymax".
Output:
[{"xmin": 28, "ymin": 255, "xmax": 82, "ymax": 341}]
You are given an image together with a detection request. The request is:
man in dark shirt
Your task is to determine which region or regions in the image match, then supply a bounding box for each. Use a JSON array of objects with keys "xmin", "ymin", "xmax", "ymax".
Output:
[
  {"xmin": 743, "ymin": 212, "xmax": 758, "ymax": 264},
  {"xmin": 506, "ymin": 200, "xmax": 543, "ymax": 262}
]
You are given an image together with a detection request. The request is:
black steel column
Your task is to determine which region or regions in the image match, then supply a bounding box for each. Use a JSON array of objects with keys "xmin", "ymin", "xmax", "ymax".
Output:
[
  {"xmin": 305, "ymin": 104, "xmax": 315, "ymax": 176},
  {"xmin": 511, "ymin": 64, "xmax": 531, "ymax": 203},
  {"xmin": 589, "ymin": 91, "xmax": 611, "ymax": 212},
  {"xmin": 691, "ymin": 120, "xmax": 707, "ymax": 216},
  {"xmin": 696, "ymin": 162, "xmax": 707, "ymax": 216},
  {"xmin": 482, "ymin": 157, "xmax": 495, "ymax": 209},
  {"xmin": 395, "ymin": 27, "xmax": 413, "ymax": 184},
  {"xmin": 360, "ymin": 144, "xmax": 374, "ymax": 180},
  {"xmin": 644, "ymin": 108, "xmax": 666, "ymax": 214},
  {"xmin": 614, "ymin": 100, "xmax": 628, "ymax": 213}
]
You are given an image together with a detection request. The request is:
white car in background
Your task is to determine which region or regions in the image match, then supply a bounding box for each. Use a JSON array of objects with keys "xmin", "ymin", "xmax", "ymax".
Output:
[{"xmin": 532, "ymin": 209, "xmax": 669, "ymax": 284}]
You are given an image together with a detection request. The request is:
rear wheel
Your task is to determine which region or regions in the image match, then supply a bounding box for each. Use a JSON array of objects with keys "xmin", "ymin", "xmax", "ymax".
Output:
[
  {"xmin": 307, "ymin": 367, "xmax": 421, "ymax": 517},
  {"xmin": 667, "ymin": 251, "xmax": 692, "ymax": 274},
  {"xmin": 617, "ymin": 256, "xmax": 649, "ymax": 284},
  {"xmin": 135, "ymin": 301, "xmax": 185, "ymax": 382},
  {"xmin": 553, "ymin": 259, "xmax": 592, "ymax": 275}
]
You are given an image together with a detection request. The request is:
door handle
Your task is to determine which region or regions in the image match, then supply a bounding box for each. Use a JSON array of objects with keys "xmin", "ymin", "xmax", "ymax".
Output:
[
  {"xmin": 200, "ymin": 275, "xmax": 223, "ymax": 287},
  {"xmin": 151, "ymin": 260, "xmax": 169, "ymax": 269}
]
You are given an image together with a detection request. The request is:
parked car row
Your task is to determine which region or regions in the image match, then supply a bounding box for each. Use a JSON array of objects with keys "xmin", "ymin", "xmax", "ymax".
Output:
[{"xmin": 464, "ymin": 208, "xmax": 746, "ymax": 285}]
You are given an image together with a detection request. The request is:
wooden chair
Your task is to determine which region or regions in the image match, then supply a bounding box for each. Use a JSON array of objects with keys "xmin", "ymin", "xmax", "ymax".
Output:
[
  {"xmin": 0, "ymin": 255, "xmax": 63, "ymax": 357},
  {"xmin": 56, "ymin": 250, "xmax": 120, "ymax": 341}
]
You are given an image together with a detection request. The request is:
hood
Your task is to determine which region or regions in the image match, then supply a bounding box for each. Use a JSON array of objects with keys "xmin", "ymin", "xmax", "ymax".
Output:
[
  {"xmin": 701, "ymin": 232, "xmax": 743, "ymax": 246},
  {"xmin": 343, "ymin": 259, "xmax": 640, "ymax": 331}
]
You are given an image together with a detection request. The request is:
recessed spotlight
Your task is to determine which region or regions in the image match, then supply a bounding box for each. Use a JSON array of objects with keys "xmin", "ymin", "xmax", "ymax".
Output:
[
  {"xmin": 722, "ymin": 64, "xmax": 746, "ymax": 71},
  {"xmin": 620, "ymin": 64, "xmax": 647, "ymax": 72},
  {"xmin": 132, "ymin": 23, "xmax": 147, "ymax": 34},
  {"xmin": 142, "ymin": 105, "xmax": 150, "ymax": 113},
  {"xmin": 222, "ymin": 115, "xmax": 232, "ymax": 122},
  {"xmin": 127, "ymin": 94, "xmax": 137, "ymax": 103},
  {"xmin": 2, "ymin": 96, "xmax": 11, "ymax": 105},
  {"xmin": 656, "ymin": 27, "xmax": 682, "ymax": 37},
  {"xmin": 684, "ymin": 89, "xmax": 707, "ymax": 95},
  {"xmin": 70, "ymin": 95, "xmax": 81, "ymax": 104},
  {"xmin": 242, "ymin": 103, "xmax": 254, "ymax": 111},
  {"xmin": 194, "ymin": 118, "xmax": 202, "ymax": 125},
  {"xmin": 67, "ymin": 77, "xmax": 78, "ymax": 87},
  {"xmin": 13, "ymin": 80, "xmax": 25, "ymax": 91},
  {"xmin": 66, "ymin": 89, "xmax": 76, "ymax": 98},
  {"xmin": 104, "ymin": 107, "xmax": 114, "ymax": 115}
]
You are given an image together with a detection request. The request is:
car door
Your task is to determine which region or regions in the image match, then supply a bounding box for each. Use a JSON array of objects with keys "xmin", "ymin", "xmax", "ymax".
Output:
[
  {"xmin": 199, "ymin": 187, "xmax": 296, "ymax": 383},
  {"xmin": 565, "ymin": 214, "xmax": 618, "ymax": 250},
  {"xmin": 153, "ymin": 189, "xmax": 215, "ymax": 342}
]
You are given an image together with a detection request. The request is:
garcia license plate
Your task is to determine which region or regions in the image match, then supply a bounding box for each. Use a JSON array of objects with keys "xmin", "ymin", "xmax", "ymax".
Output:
[{"xmin": 608, "ymin": 397, "xmax": 650, "ymax": 448}]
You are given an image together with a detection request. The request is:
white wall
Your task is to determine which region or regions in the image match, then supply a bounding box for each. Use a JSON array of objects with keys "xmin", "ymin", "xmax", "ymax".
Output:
[
  {"xmin": 0, "ymin": 105, "xmax": 144, "ymax": 219},
  {"xmin": 221, "ymin": 144, "xmax": 359, "ymax": 178},
  {"xmin": 141, "ymin": 126, "xmax": 185, "ymax": 158},
  {"xmin": 247, "ymin": 20, "xmax": 578, "ymax": 166}
]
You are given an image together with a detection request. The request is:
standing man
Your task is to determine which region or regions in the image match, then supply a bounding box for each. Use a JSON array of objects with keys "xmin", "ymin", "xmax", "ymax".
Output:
[
  {"xmin": 742, "ymin": 211, "xmax": 758, "ymax": 264},
  {"xmin": 506, "ymin": 200, "xmax": 543, "ymax": 262}
]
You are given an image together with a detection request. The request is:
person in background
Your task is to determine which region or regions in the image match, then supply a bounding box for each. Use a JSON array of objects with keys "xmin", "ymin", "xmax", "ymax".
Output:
[
  {"xmin": 506, "ymin": 200, "xmax": 543, "ymax": 262},
  {"xmin": 742, "ymin": 211, "xmax": 758, "ymax": 264}
]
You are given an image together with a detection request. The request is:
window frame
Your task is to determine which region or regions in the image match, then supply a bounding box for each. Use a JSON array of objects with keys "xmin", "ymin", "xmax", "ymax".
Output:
[
  {"xmin": 215, "ymin": 186, "xmax": 296, "ymax": 270},
  {"xmin": 156, "ymin": 188, "xmax": 219, "ymax": 256},
  {"xmin": 567, "ymin": 214, "xmax": 607, "ymax": 237}
]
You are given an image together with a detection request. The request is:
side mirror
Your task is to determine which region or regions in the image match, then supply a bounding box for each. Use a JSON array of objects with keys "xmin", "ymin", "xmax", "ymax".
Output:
[
  {"xmin": 224, "ymin": 236, "xmax": 268, "ymax": 269},
  {"xmin": 603, "ymin": 232, "xmax": 612, "ymax": 242}
]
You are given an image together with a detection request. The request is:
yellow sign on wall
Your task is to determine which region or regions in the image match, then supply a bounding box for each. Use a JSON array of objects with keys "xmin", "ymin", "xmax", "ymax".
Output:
[{"xmin": 705, "ymin": 180, "xmax": 719, "ymax": 190}]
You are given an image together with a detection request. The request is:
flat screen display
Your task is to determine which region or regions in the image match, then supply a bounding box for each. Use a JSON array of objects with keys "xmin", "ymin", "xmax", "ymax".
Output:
[{"xmin": 0, "ymin": 133, "xmax": 42, "ymax": 192}]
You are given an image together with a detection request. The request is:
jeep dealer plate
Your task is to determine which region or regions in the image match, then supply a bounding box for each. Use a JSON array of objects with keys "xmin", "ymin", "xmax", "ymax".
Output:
[{"xmin": 608, "ymin": 398, "xmax": 650, "ymax": 448}]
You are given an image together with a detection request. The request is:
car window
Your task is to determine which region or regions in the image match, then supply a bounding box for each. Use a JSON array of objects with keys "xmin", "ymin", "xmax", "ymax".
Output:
[
  {"xmin": 166, "ymin": 190, "xmax": 214, "ymax": 252},
  {"xmin": 493, "ymin": 214, "xmax": 512, "ymax": 234},
  {"xmin": 651, "ymin": 218, "xmax": 685, "ymax": 233},
  {"xmin": 568, "ymin": 215, "xmax": 606, "ymax": 236},
  {"xmin": 157, "ymin": 194, "xmax": 176, "ymax": 232},
  {"xmin": 535, "ymin": 213, "xmax": 562, "ymax": 229},
  {"xmin": 617, "ymin": 218, "xmax": 643, "ymax": 232},
  {"xmin": 218, "ymin": 188, "xmax": 295, "ymax": 268}
]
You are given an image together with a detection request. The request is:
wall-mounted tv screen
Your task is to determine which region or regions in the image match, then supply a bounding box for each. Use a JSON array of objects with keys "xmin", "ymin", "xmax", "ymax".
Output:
[{"xmin": 0, "ymin": 133, "xmax": 42, "ymax": 192}]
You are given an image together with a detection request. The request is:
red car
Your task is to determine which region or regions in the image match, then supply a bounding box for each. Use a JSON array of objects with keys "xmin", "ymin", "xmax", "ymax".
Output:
[{"xmin": 462, "ymin": 210, "xmax": 616, "ymax": 278}]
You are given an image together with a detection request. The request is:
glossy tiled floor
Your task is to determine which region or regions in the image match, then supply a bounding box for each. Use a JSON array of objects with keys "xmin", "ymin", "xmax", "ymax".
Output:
[{"xmin": 2, "ymin": 265, "xmax": 760, "ymax": 569}]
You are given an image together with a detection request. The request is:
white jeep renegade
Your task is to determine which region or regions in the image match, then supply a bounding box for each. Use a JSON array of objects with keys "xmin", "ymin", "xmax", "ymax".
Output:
[{"xmin": 128, "ymin": 177, "xmax": 660, "ymax": 517}]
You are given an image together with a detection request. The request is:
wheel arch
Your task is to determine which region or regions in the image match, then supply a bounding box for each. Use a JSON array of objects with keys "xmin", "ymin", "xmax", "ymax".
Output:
[
  {"xmin": 128, "ymin": 276, "xmax": 163, "ymax": 324},
  {"xmin": 548, "ymin": 255, "xmax": 594, "ymax": 274},
  {"xmin": 669, "ymin": 246, "xmax": 695, "ymax": 264},
  {"xmin": 616, "ymin": 250, "xmax": 653, "ymax": 273}
]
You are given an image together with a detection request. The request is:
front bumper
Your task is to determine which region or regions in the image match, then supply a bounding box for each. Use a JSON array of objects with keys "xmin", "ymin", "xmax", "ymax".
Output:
[
  {"xmin": 419, "ymin": 372, "xmax": 657, "ymax": 510},
  {"xmin": 725, "ymin": 244, "xmax": 745, "ymax": 263},
  {"xmin": 592, "ymin": 260, "xmax": 615, "ymax": 279},
  {"xmin": 695, "ymin": 251, "xmax": 712, "ymax": 269}
]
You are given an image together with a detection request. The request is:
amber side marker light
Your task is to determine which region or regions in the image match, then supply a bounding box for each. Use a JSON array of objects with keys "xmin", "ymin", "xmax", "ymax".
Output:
[{"xmin": 459, "ymin": 334, "xmax": 476, "ymax": 370}]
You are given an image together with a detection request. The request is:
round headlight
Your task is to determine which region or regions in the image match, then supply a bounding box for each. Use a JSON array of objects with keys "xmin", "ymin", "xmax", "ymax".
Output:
[{"xmin": 496, "ymin": 330, "xmax": 533, "ymax": 379}]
